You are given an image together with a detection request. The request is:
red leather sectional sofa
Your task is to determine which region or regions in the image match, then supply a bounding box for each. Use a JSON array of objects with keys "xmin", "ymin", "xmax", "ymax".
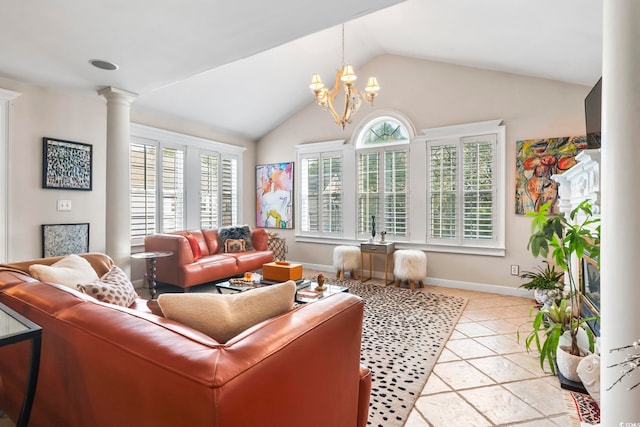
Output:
[
  {"xmin": 143, "ymin": 227, "xmax": 274, "ymax": 291},
  {"xmin": 0, "ymin": 253, "xmax": 371, "ymax": 427}
]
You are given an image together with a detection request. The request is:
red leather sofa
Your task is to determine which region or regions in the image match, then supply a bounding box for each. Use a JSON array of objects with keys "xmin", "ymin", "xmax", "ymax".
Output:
[
  {"xmin": 0, "ymin": 253, "xmax": 371, "ymax": 427},
  {"xmin": 144, "ymin": 227, "xmax": 274, "ymax": 291}
]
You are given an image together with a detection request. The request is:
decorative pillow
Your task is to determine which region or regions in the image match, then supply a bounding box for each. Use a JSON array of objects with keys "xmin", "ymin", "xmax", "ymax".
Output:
[
  {"xmin": 29, "ymin": 254, "xmax": 99, "ymax": 289},
  {"xmin": 157, "ymin": 280, "xmax": 296, "ymax": 343},
  {"xmin": 183, "ymin": 232, "xmax": 202, "ymax": 260},
  {"xmin": 224, "ymin": 239, "xmax": 245, "ymax": 253},
  {"xmin": 77, "ymin": 265, "xmax": 138, "ymax": 307},
  {"xmin": 218, "ymin": 225, "xmax": 253, "ymax": 252}
]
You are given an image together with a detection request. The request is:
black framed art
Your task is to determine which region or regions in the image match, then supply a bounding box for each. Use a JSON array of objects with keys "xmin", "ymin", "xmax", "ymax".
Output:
[
  {"xmin": 41, "ymin": 223, "xmax": 90, "ymax": 257},
  {"xmin": 42, "ymin": 137, "xmax": 93, "ymax": 190}
]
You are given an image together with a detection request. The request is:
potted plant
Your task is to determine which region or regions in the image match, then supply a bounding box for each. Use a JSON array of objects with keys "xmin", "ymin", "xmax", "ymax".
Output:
[
  {"xmin": 518, "ymin": 299, "xmax": 595, "ymax": 376},
  {"xmin": 519, "ymin": 260, "xmax": 564, "ymax": 307},
  {"xmin": 524, "ymin": 199, "xmax": 600, "ymax": 380}
]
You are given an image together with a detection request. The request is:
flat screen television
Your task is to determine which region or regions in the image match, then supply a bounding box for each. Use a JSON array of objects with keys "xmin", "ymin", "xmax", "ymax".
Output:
[{"xmin": 585, "ymin": 77, "xmax": 602, "ymax": 148}]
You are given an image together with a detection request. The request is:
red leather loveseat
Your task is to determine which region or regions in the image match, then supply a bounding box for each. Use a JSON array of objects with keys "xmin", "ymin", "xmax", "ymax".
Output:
[
  {"xmin": 0, "ymin": 253, "xmax": 371, "ymax": 427},
  {"xmin": 144, "ymin": 226, "xmax": 274, "ymax": 291}
]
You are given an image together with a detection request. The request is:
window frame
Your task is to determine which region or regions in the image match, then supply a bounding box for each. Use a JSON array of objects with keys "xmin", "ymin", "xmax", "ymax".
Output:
[
  {"xmin": 130, "ymin": 123, "xmax": 245, "ymax": 247},
  {"xmin": 418, "ymin": 119, "xmax": 506, "ymax": 255},
  {"xmin": 294, "ymin": 115, "xmax": 505, "ymax": 257}
]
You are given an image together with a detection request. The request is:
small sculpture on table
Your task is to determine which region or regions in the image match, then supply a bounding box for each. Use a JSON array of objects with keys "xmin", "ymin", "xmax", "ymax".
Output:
[
  {"xmin": 316, "ymin": 273, "xmax": 326, "ymax": 291},
  {"xmin": 370, "ymin": 215, "xmax": 376, "ymax": 242},
  {"xmin": 380, "ymin": 231, "xmax": 386, "ymax": 243}
]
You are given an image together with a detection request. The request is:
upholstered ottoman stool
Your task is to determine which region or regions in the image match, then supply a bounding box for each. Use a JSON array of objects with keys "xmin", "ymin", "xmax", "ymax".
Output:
[
  {"xmin": 333, "ymin": 246, "xmax": 361, "ymax": 280},
  {"xmin": 393, "ymin": 250, "xmax": 427, "ymax": 291}
]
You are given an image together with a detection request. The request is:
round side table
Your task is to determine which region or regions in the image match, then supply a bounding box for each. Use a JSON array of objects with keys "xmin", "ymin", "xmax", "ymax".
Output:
[{"xmin": 131, "ymin": 251, "xmax": 173, "ymax": 299}]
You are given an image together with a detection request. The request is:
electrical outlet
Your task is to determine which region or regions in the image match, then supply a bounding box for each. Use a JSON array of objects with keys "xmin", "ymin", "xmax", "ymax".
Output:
[
  {"xmin": 57, "ymin": 199, "xmax": 72, "ymax": 211},
  {"xmin": 510, "ymin": 265, "xmax": 519, "ymax": 276}
]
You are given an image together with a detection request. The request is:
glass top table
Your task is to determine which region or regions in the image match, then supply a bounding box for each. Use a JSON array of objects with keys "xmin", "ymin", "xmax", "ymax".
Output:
[{"xmin": 0, "ymin": 301, "xmax": 42, "ymax": 427}]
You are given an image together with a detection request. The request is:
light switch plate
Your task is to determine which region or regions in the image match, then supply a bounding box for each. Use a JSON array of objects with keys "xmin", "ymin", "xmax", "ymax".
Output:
[{"xmin": 57, "ymin": 200, "xmax": 72, "ymax": 211}]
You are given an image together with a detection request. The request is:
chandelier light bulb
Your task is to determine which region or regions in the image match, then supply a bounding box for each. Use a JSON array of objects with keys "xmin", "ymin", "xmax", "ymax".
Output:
[
  {"xmin": 340, "ymin": 65, "xmax": 357, "ymax": 83},
  {"xmin": 309, "ymin": 73, "xmax": 325, "ymax": 91}
]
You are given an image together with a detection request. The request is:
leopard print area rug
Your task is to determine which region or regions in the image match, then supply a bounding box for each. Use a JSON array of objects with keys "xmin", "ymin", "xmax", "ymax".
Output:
[{"xmin": 326, "ymin": 278, "xmax": 468, "ymax": 427}]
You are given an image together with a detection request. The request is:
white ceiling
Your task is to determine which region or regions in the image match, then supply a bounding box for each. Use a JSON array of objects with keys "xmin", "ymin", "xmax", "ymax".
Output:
[{"xmin": 0, "ymin": 0, "xmax": 603, "ymax": 141}]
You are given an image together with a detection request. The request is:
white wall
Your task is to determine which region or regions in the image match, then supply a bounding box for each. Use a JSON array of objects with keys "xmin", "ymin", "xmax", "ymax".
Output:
[{"xmin": 257, "ymin": 54, "xmax": 593, "ymax": 293}]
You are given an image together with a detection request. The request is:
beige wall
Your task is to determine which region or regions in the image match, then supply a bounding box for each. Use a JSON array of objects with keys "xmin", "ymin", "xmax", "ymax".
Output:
[
  {"xmin": 0, "ymin": 77, "xmax": 256, "ymax": 270},
  {"xmin": 2, "ymin": 76, "xmax": 107, "ymax": 262},
  {"xmin": 257, "ymin": 54, "xmax": 592, "ymax": 293}
]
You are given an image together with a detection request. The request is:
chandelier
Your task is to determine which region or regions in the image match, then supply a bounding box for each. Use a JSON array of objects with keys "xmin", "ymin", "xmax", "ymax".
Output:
[{"xmin": 309, "ymin": 24, "xmax": 380, "ymax": 129}]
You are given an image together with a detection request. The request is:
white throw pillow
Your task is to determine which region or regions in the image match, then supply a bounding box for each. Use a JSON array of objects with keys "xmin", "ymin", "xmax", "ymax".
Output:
[
  {"xmin": 29, "ymin": 254, "xmax": 99, "ymax": 289},
  {"xmin": 157, "ymin": 280, "xmax": 296, "ymax": 343}
]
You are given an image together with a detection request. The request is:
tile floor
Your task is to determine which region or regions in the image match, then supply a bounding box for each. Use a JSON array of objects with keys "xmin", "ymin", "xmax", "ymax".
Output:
[
  {"xmin": 403, "ymin": 284, "xmax": 577, "ymax": 427},
  {"xmin": 0, "ymin": 273, "xmax": 579, "ymax": 427}
]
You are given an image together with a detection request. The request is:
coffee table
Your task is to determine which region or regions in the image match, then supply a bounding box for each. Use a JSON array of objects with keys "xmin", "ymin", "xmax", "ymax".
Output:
[{"xmin": 214, "ymin": 276, "xmax": 348, "ymax": 303}]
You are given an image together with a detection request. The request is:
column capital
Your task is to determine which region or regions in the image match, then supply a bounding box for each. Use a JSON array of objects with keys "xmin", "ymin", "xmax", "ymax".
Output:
[{"xmin": 98, "ymin": 86, "xmax": 138, "ymax": 104}]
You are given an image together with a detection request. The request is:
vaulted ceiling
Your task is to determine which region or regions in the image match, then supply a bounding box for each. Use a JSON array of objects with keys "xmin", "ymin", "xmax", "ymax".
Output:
[{"xmin": 0, "ymin": 0, "xmax": 602, "ymax": 141}]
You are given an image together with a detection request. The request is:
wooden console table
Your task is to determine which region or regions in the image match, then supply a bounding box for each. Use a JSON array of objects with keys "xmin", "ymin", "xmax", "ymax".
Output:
[{"xmin": 360, "ymin": 242, "xmax": 395, "ymax": 285}]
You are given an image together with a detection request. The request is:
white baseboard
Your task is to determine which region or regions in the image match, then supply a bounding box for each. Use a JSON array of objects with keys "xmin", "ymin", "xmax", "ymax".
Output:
[{"xmin": 297, "ymin": 261, "xmax": 533, "ymax": 298}]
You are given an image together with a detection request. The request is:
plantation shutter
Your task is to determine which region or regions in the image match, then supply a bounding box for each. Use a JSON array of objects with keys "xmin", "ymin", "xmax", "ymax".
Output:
[
  {"xmin": 130, "ymin": 142, "xmax": 156, "ymax": 244},
  {"xmin": 161, "ymin": 147, "xmax": 184, "ymax": 232},
  {"xmin": 200, "ymin": 153, "xmax": 218, "ymax": 229},
  {"xmin": 429, "ymin": 143, "xmax": 457, "ymax": 239},
  {"xmin": 322, "ymin": 155, "xmax": 342, "ymax": 233},
  {"xmin": 358, "ymin": 152, "xmax": 379, "ymax": 234},
  {"xmin": 220, "ymin": 157, "xmax": 237, "ymax": 226},
  {"xmin": 300, "ymin": 157, "xmax": 320, "ymax": 232},
  {"xmin": 384, "ymin": 149, "xmax": 408, "ymax": 236},
  {"xmin": 462, "ymin": 135, "xmax": 496, "ymax": 240}
]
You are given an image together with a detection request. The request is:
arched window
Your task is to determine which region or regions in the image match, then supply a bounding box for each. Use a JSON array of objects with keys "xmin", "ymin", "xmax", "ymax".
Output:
[{"xmin": 355, "ymin": 113, "xmax": 413, "ymax": 239}]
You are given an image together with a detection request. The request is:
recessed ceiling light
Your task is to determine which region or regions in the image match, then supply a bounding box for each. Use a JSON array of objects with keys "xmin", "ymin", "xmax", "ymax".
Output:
[{"xmin": 89, "ymin": 59, "xmax": 119, "ymax": 71}]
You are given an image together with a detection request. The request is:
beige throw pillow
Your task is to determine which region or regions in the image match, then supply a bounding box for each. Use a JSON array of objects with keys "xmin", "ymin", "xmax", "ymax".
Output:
[
  {"xmin": 157, "ymin": 280, "xmax": 296, "ymax": 343},
  {"xmin": 29, "ymin": 254, "xmax": 99, "ymax": 289}
]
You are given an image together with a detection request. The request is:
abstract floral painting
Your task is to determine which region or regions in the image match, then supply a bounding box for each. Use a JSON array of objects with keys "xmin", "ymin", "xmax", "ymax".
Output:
[
  {"xmin": 41, "ymin": 223, "xmax": 90, "ymax": 257},
  {"xmin": 515, "ymin": 135, "xmax": 590, "ymax": 214},
  {"xmin": 256, "ymin": 162, "xmax": 293, "ymax": 228}
]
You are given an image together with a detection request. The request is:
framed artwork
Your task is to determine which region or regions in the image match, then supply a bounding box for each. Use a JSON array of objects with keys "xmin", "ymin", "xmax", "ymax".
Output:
[
  {"xmin": 42, "ymin": 137, "xmax": 93, "ymax": 190},
  {"xmin": 41, "ymin": 223, "xmax": 90, "ymax": 257},
  {"xmin": 256, "ymin": 162, "xmax": 294, "ymax": 229},
  {"xmin": 515, "ymin": 135, "xmax": 594, "ymax": 215}
]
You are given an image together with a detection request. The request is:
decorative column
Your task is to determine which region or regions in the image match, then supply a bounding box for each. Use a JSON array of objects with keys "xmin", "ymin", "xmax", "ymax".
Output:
[
  {"xmin": 601, "ymin": 0, "xmax": 640, "ymax": 423},
  {"xmin": 98, "ymin": 87, "xmax": 137, "ymax": 275},
  {"xmin": 0, "ymin": 88, "xmax": 21, "ymax": 263}
]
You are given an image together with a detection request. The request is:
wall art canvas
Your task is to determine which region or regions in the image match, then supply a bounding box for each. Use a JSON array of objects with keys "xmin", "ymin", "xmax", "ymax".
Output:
[
  {"xmin": 515, "ymin": 135, "xmax": 591, "ymax": 215},
  {"xmin": 256, "ymin": 162, "xmax": 294, "ymax": 229},
  {"xmin": 43, "ymin": 137, "xmax": 93, "ymax": 190},
  {"xmin": 42, "ymin": 223, "xmax": 90, "ymax": 257}
]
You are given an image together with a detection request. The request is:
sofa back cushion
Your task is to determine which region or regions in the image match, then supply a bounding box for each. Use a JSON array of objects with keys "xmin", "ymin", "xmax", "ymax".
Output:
[
  {"xmin": 201, "ymin": 229, "xmax": 220, "ymax": 254},
  {"xmin": 2, "ymin": 253, "xmax": 114, "ymax": 278},
  {"xmin": 251, "ymin": 228, "xmax": 269, "ymax": 251}
]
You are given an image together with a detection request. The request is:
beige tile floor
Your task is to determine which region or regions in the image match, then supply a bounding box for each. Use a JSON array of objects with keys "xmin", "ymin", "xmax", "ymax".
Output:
[
  {"xmin": 402, "ymin": 284, "xmax": 578, "ymax": 427},
  {"xmin": 0, "ymin": 273, "xmax": 579, "ymax": 427}
]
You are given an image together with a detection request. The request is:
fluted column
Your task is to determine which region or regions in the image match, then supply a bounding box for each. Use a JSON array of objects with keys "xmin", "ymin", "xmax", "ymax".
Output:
[
  {"xmin": 98, "ymin": 87, "xmax": 137, "ymax": 275},
  {"xmin": 600, "ymin": 0, "xmax": 640, "ymax": 423}
]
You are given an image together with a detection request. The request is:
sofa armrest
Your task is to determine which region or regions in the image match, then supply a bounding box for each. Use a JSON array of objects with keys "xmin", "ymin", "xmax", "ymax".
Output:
[
  {"xmin": 250, "ymin": 228, "xmax": 269, "ymax": 251},
  {"xmin": 214, "ymin": 292, "xmax": 366, "ymax": 427},
  {"xmin": 143, "ymin": 234, "xmax": 194, "ymax": 287},
  {"xmin": 358, "ymin": 365, "xmax": 372, "ymax": 427}
]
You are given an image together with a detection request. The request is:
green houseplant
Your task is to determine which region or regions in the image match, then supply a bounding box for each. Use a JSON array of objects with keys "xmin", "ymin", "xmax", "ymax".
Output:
[
  {"xmin": 519, "ymin": 260, "xmax": 564, "ymax": 307},
  {"xmin": 521, "ymin": 199, "xmax": 600, "ymax": 378}
]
